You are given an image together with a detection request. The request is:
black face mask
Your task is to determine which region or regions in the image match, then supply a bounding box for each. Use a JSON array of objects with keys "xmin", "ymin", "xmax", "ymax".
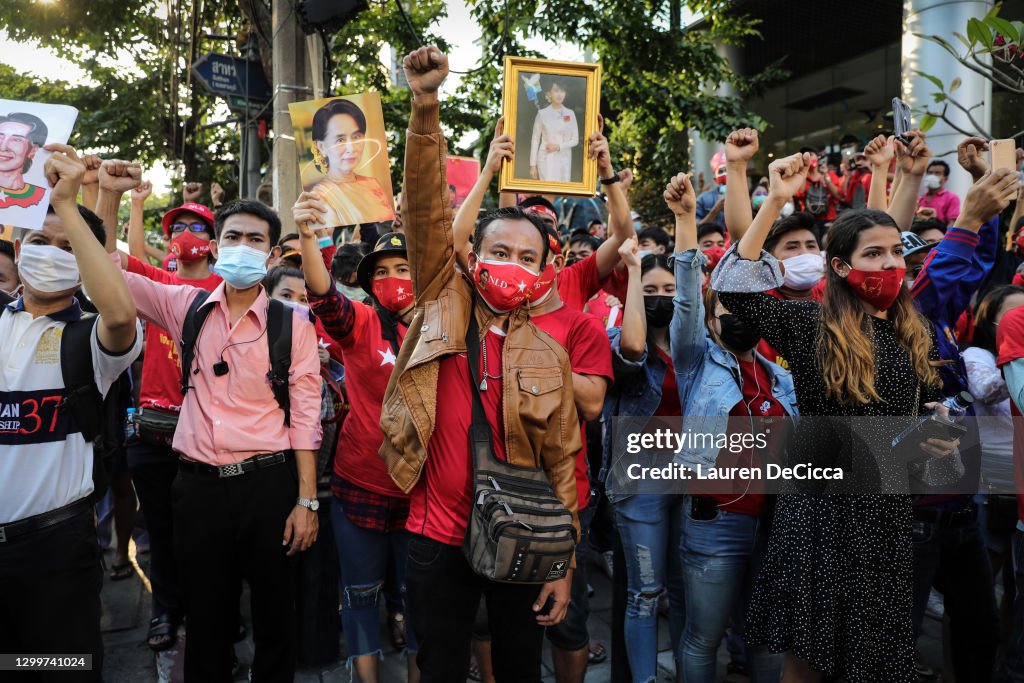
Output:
[
  {"xmin": 565, "ymin": 256, "xmax": 580, "ymax": 267},
  {"xmin": 717, "ymin": 313, "xmax": 760, "ymax": 352},
  {"xmin": 644, "ymin": 295, "xmax": 674, "ymax": 328}
]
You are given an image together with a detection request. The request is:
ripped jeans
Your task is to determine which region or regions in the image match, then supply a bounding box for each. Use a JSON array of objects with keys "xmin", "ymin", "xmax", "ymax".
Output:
[
  {"xmin": 331, "ymin": 496, "xmax": 417, "ymax": 662},
  {"xmin": 614, "ymin": 493, "xmax": 686, "ymax": 683}
]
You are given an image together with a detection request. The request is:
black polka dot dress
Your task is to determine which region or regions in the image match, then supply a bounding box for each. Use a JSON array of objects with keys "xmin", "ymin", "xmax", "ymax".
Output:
[{"xmin": 716, "ymin": 289, "xmax": 939, "ymax": 683}]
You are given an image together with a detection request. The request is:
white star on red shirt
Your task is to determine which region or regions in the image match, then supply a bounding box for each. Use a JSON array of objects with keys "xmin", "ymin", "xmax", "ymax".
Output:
[{"xmin": 378, "ymin": 347, "xmax": 397, "ymax": 366}]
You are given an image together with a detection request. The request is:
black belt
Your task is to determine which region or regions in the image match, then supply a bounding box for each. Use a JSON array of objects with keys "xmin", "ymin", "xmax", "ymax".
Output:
[
  {"xmin": 178, "ymin": 451, "xmax": 291, "ymax": 478},
  {"xmin": 0, "ymin": 498, "xmax": 92, "ymax": 544},
  {"xmin": 913, "ymin": 504, "xmax": 978, "ymax": 527}
]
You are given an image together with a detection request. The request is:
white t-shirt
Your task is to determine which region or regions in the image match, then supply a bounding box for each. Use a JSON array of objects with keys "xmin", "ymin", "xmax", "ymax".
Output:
[{"xmin": 0, "ymin": 299, "xmax": 142, "ymax": 523}]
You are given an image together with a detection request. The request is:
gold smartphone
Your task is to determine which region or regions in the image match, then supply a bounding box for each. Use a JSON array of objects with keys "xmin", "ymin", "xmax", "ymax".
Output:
[{"xmin": 991, "ymin": 138, "xmax": 1017, "ymax": 172}]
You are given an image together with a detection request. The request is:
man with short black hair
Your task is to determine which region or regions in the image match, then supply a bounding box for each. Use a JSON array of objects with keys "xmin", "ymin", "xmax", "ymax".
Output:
[
  {"xmin": 637, "ymin": 226, "xmax": 670, "ymax": 255},
  {"xmin": 695, "ymin": 223, "xmax": 725, "ymax": 251},
  {"xmin": 115, "ymin": 198, "xmax": 322, "ymax": 681},
  {"xmin": 918, "ymin": 159, "xmax": 961, "ymax": 224},
  {"xmin": 0, "ymin": 145, "xmax": 141, "ymax": 680},
  {"xmin": 0, "ymin": 237, "xmax": 18, "ymax": 297},
  {"xmin": 386, "ymin": 45, "xmax": 581, "ymax": 682}
]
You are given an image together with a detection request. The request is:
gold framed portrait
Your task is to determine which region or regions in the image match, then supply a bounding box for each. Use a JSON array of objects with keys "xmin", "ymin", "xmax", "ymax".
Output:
[{"xmin": 498, "ymin": 56, "xmax": 602, "ymax": 198}]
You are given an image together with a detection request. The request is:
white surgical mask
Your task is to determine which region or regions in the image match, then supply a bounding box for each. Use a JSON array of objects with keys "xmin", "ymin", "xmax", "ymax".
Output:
[
  {"xmin": 924, "ymin": 174, "xmax": 942, "ymax": 190},
  {"xmin": 780, "ymin": 202, "xmax": 795, "ymax": 218},
  {"xmin": 337, "ymin": 283, "xmax": 365, "ymax": 301},
  {"xmin": 782, "ymin": 252, "xmax": 825, "ymax": 291},
  {"xmin": 17, "ymin": 244, "xmax": 81, "ymax": 293},
  {"xmin": 637, "ymin": 249, "xmax": 653, "ymax": 260}
]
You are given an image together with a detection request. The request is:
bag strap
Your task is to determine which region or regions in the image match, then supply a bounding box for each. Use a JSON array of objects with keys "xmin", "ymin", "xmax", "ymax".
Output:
[
  {"xmin": 179, "ymin": 290, "xmax": 213, "ymax": 398},
  {"xmin": 60, "ymin": 316, "xmax": 103, "ymax": 441},
  {"xmin": 464, "ymin": 307, "xmax": 496, "ymax": 473},
  {"xmin": 266, "ymin": 298, "xmax": 293, "ymax": 427}
]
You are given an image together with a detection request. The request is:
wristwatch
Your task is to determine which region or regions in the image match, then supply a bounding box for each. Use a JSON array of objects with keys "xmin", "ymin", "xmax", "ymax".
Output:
[
  {"xmin": 599, "ymin": 172, "xmax": 621, "ymax": 186},
  {"xmin": 296, "ymin": 497, "xmax": 320, "ymax": 512}
]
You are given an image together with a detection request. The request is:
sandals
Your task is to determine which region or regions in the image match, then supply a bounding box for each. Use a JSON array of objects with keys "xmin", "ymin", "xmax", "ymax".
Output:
[
  {"xmin": 467, "ymin": 653, "xmax": 482, "ymax": 682},
  {"xmin": 147, "ymin": 614, "xmax": 177, "ymax": 652},
  {"xmin": 109, "ymin": 562, "xmax": 134, "ymax": 581},
  {"xmin": 587, "ymin": 640, "xmax": 607, "ymax": 665}
]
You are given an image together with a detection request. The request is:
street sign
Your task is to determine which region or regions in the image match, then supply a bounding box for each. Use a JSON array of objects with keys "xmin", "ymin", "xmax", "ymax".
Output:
[{"xmin": 191, "ymin": 53, "xmax": 272, "ymax": 106}]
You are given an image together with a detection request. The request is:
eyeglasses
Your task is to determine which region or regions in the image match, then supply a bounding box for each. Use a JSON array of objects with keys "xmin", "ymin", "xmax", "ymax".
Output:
[{"xmin": 170, "ymin": 222, "xmax": 209, "ymax": 234}]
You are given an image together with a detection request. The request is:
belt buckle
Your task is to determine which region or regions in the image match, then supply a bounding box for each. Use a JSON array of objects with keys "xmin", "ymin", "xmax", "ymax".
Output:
[
  {"xmin": 218, "ymin": 462, "xmax": 245, "ymax": 478},
  {"xmin": 0, "ymin": 525, "xmax": 6, "ymax": 543}
]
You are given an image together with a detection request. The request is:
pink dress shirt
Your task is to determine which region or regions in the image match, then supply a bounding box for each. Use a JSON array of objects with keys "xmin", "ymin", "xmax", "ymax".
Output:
[
  {"xmin": 120, "ymin": 266, "xmax": 323, "ymax": 465},
  {"xmin": 918, "ymin": 188, "xmax": 961, "ymax": 224}
]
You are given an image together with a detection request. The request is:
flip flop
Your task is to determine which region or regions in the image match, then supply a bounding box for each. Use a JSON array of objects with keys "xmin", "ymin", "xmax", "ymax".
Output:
[
  {"xmin": 147, "ymin": 614, "xmax": 177, "ymax": 652},
  {"xmin": 587, "ymin": 640, "xmax": 607, "ymax": 664},
  {"xmin": 468, "ymin": 653, "xmax": 482, "ymax": 681},
  {"xmin": 109, "ymin": 562, "xmax": 134, "ymax": 581}
]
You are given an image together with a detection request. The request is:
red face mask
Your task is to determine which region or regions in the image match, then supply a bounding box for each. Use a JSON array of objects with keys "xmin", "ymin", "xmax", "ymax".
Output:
[
  {"xmin": 170, "ymin": 231, "xmax": 211, "ymax": 263},
  {"xmin": 372, "ymin": 276, "xmax": 414, "ymax": 313},
  {"xmin": 472, "ymin": 259, "xmax": 540, "ymax": 313},
  {"xmin": 526, "ymin": 262, "xmax": 556, "ymax": 306},
  {"xmin": 844, "ymin": 266, "xmax": 906, "ymax": 312}
]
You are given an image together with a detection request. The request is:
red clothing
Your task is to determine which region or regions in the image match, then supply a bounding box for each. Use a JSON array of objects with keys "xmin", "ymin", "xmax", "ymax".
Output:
[
  {"xmin": 532, "ymin": 305, "xmax": 614, "ymax": 510},
  {"xmin": 653, "ymin": 348, "xmax": 681, "ymax": 417},
  {"xmin": 702, "ymin": 358, "xmax": 785, "ymax": 516},
  {"xmin": 126, "ymin": 255, "xmax": 222, "ymax": 413},
  {"xmin": 599, "ymin": 264, "xmax": 630, "ymax": 307},
  {"xmin": 327, "ymin": 299, "xmax": 408, "ymax": 497},
  {"xmin": 406, "ymin": 329, "xmax": 506, "ymax": 546},
  {"xmin": 584, "ymin": 290, "xmax": 621, "ymax": 329},
  {"xmin": 558, "ymin": 253, "xmax": 602, "ymax": 312},
  {"xmin": 795, "ymin": 171, "xmax": 841, "ymax": 221}
]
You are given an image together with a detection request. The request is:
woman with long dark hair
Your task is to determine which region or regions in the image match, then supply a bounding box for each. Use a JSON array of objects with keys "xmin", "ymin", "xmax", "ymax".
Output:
[{"xmin": 710, "ymin": 152, "xmax": 962, "ymax": 682}]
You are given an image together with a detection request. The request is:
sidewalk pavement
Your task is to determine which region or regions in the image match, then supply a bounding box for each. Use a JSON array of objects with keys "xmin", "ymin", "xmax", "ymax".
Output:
[{"xmin": 100, "ymin": 543, "xmax": 948, "ymax": 682}]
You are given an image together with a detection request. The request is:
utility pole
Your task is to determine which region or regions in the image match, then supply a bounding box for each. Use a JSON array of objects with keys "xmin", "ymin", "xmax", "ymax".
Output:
[
  {"xmin": 272, "ymin": 0, "xmax": 314, "ymax": 231},
  {"xmin": 240, "ymin": 33, "xmax": 263, "ymax": 199}
]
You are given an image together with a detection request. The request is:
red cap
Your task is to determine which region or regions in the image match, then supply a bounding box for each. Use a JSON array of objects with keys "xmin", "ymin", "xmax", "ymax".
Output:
[{"xmin": 161, "ymin": 202, "xmax": 215, "ymax": 238}]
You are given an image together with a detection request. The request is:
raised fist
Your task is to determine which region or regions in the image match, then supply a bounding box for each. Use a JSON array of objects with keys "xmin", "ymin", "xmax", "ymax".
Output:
[
  {"xmin": 183, "ymin": 182, "xmax": 203, "ymax": 203},
  {"xmin": 403, "ymin": 46, "xmax": 448, "ymax": 98},
  {"xmin": 725, "ymin": 128, "xmax": 759, "ymax": 164},
  {"xmin": 98, "ymin": 159, "xmax": 142, "ymax": 194}
]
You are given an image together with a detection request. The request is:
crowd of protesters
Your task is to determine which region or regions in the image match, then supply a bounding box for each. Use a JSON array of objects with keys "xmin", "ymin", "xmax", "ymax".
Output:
[{"xmin": 6, "ymin": 44, "xmax": 1024, "ymax": 683}]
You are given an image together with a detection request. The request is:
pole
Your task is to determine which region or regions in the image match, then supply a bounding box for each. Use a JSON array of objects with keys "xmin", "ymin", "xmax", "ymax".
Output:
[
  {"xmin": 272, "ymin": 0, "xmax": 312, "ymax": 231},
  {"xmin": 240, "ymin": 34, "xmax": 264, "ymax": 199}
]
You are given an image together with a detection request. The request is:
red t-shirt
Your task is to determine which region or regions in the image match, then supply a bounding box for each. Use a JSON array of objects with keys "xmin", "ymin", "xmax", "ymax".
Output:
[
  {"xmin": 532, "ymin": 306, "xmax": 614, "ymax": 510},
  {"xmin": 406, "ymin": 328, "xmax": 506, "ymax": 545},
  {"xmin": 330, "ymin": 300, "xmax": 408, "ymax": 496},
  {"xmin": 127, "ymin": 256, "xmax": 222, "ymax": 413},
  {"xmin": 653, "ymin": 348, "xmax": 681, "ymax": 417},
  {"xmin": 558, "ymin": 253, "xmax": 602, "ymax": 313},
  {"xmin": 694, "ymin": 358, "xmax": 786, "ymax": 516},
  {"xmin": 585, "ymin": 289, "xmax": 622, "ymax": 329}
]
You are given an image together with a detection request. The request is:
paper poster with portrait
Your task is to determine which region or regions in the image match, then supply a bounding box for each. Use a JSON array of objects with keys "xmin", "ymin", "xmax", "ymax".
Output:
[
  {"xmin": 446, "ymin": 156, "xmax": 480, "ymax": 210},
  {"xmin": 0, "ymin": 225, "xmax": 12, "ymax": 241},
  {"xmin": 288, "ymin": 92, "xmax": 395, "ymax": 227},
  {"xmin": 499, "ymin": 57, "xmax": 601, "ymax": 198},
  {"xmin": 0, "ymin": 99, "xmax": 78, "ymax": 231}
]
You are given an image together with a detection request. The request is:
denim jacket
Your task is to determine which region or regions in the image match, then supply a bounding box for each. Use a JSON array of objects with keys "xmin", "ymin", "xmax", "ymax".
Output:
[
  {"xmin": 600, "ymin": 250, "xmax": 798, "ymax": 503},
  {"xmin": 670, "ymin": 249, "xmax": 798, "ymax": 468}
]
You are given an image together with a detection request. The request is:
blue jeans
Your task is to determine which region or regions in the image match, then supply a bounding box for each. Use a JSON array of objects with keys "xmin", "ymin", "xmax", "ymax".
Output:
[
  {"xmin": 614, "ymin": 493, "xmax": 685, "ymax": 683},
  {"xmin": 679, "ymin": 497, "xmax": 782, "ymax": 683},
  {"xmin": 330, "ymin": 496, "xmax": 417, "ymax": 662}
]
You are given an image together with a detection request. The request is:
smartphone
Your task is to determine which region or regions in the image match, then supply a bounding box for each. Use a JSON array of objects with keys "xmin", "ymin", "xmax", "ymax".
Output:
[
  {"xmin": 991, "ymin": 139, "xmax": 1017, "ymax": 172},
  {"xmin": 916, "ymin": 415, "xmax": 967, "ymax": 443},
  {"xmin": 892, "ymin": 97, "xmax": 913, "ymax": 144}
]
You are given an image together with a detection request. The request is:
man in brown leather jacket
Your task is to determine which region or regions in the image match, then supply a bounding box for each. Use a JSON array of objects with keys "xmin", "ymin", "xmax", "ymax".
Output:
[{"xmin": 379, "ymin": 46, "xmax": 582, "ymax": 681}]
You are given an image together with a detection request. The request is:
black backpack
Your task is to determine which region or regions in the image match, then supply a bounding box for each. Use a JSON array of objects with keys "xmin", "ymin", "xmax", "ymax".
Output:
[
  {"xmin": 804, "ymin": 180, "xmax": 829, "ymax": 217},
  {"xmin": 0, "ymin": 293, "xmax": 128, "ymax": 501},
  {"xmin": 178, "ymin": 291, "xmax": 294, "ymax": 426}
]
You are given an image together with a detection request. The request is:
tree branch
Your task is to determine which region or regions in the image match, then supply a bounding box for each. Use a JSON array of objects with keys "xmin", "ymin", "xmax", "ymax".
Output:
[
  {"xmin": 969, "ymin": 53, "xmax": 1024, "ymax": 92},
  {"xmin": 944, "ymin": 97, "xmax": 993, "ymax": 138}
]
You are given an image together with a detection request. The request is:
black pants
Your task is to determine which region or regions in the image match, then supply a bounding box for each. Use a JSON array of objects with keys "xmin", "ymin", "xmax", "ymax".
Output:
[
  {"xmin": 0, "ymin": 507, "xmax": 103, "ymax": 682},
  {"xmin": 172, "ymin": 460, "xmax": 298, "ymax": 682},
  {"xmin": 405, "ymin": 534, "xmax": 544, "ymax": 683},
  {"xmin": 911, "ymin": 512, "xmax": 998, "ymax": 682},
  {"xmin": 127, "ymin": 441, "xmax": 181, "ymax": 622}
]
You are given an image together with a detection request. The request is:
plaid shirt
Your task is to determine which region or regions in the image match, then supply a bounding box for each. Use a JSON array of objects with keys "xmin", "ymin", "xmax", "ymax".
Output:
[{"xmin": 332, "ymin": 474, "xmax": 410, "ymax": 533}]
